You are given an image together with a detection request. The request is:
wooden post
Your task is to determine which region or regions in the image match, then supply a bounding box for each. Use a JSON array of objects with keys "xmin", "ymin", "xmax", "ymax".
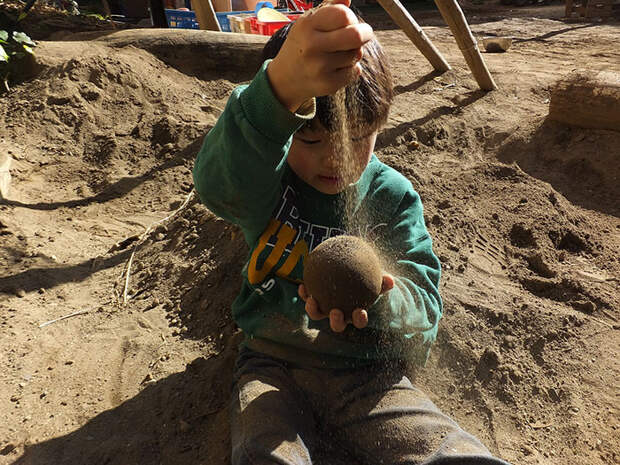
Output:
[
  {"xmin": 434, "ymin": 0, "xmax": 497, "ymax": 91},
  {"xmin": 191, "ymin": 0, "xmax": 222, "ymax": 31},
  {"xmin": 101, "ymin": 0, "xmax": 116, "ymax": 28},
  {"xmin": 148, "ymin": 0, "xmax": 168, "ymax": 28},
  {"xmin": 375, "ymin": 0, "xmax": 451, "ymax": 73}
]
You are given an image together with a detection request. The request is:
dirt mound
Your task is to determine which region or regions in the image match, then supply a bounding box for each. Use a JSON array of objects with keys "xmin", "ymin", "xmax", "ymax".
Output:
[
  {"xmin": 1, "ymin": 14, "xmax": 619, "ymax": 465},
  {"xmin": 498, "ymin": 118, "xmax": 620, "ymax": 216}
]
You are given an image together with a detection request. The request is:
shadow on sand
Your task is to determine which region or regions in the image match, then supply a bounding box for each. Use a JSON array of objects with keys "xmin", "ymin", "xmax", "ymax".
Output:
[
  {"xmin": 496, "ymin": 118, "xmax": 620, "ymax": 217},
  {"xmin": 13, "ymin": 345, "xmax": 238, "ymax": 465}
]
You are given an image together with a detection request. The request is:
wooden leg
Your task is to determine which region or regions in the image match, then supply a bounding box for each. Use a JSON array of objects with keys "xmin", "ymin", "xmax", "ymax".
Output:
[
  {"xmin": 149, "ymin": 0, "xmax": 169, "ymax": 27},
  {"xmin": 375, "ymin": 0, "xmax": 451, "ymax": 72},
  {"xmin": 192, "ymin": 0, "xmax": 222, "ymax": 31},
  {"xmin": 434, "ymin": 0, "xmax": 497, "ymax": 91},
  {"xmin": 101, "ymin": 0, "xmax": 116, "ymax": 28}
]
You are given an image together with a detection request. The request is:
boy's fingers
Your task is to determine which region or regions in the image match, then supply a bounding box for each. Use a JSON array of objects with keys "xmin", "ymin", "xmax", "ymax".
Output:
[
  {"xmin": 329, "ymin": 309, "xmax": 347, "ymax": 332},
  {"xmin": 351, "ymin": 309, "xmax": 368, "ymax": 329},
  {"xmin": 312, "ymin": 65, "xmax": 359, "ymax": 96},
  {"xmin": 326, "ymin": 48, "xmax": 363, "ymax": 70},
  {"xmin": 321, "ymin": 0, "xmax": 352, "ymax": 8},
  {"xmin": 314, "ymin": 23, "xmax": 374, "ymax": 53},
  {"xmin": 298, "ymin": 284, "xmax": 308, "ymax": 301},
  {"xmin": 305, "ymin": 298, "xmax": 325, "ymax": 320},
  {"xmin": 313, "ymin": 4, "xmax": 357, "ymax": 32},
  {"xmin": 381, "ymin": 274, "xmax": 395, "ymax": 294}
]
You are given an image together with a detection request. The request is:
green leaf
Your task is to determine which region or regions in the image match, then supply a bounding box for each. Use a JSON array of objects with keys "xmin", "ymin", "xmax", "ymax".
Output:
[
  {"xmin": 22, "ymin": 44, "xmax": 34, "ymax": 55},
  {"xmin": 17, "ymin": 12, "xmax": 28, "ymax": 22},
  {"xmin": 0, "ymin": 31, "xmax": 8, "ymax": 42},
  {"xmin": 12, "ymin": 32, "xmax": 35, "ymax": 47},
  {"xmin": 0, "ymin": 45, "xmax": 8, "ymax": 62}
]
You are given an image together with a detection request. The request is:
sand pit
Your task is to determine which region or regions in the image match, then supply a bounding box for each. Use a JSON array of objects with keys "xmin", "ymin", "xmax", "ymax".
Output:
[{"xmin": 0, "ymin": 4, "xmax": 619, "ymax": 465}]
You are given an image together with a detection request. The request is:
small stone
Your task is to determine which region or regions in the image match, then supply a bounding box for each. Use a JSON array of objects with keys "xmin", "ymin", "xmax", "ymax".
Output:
[
  {"xmin": 40, "ymin": 391, "xmax": 47, "ymax": 399},
  {"xmin": 155, "ymin": 233, "xmax": 165, "ymax": 241},
  {"xmin": 10, "ymin": 395, "xmax": 20, "ymax": 402},
  {"xmin": 179, "ymin": 420, "xmax": 191, "ymax": 433},
  {"xmin": 60, "ymin": 401, "xmax": 67, "ymax": 406},
  {"xmin": 15, "ymin": 289, "xmax": 26, "ymax": 298},
  {"xmin": 475, "ymin": 348, "xmax": 501, "ymax": 381},
  {"xmin": 65, "ymin": 360, "xmax": 74, "ymax": 365},
  {"xmin": 521, "ymin": 445, "xmax": 535, "ymax": 456}
]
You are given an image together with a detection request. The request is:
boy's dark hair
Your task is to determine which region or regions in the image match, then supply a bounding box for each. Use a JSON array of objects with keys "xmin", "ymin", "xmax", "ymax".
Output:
[{"xmin": 262, "ymin": 20, "xmax": 393, "ymax": 132}]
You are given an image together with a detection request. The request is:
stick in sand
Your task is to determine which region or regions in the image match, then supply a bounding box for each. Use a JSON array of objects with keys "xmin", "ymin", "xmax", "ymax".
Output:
[
  {"xmin": 119, "ymin": 191, "xmax": 194, "ymax": 305},
  {"xmin": 39, "ymin": 310, "xmax": 90, "ymax": 328}
]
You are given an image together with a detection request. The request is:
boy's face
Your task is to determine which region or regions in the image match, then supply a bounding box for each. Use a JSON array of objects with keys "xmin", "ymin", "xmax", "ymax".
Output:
[{"xmin": 287, "ymin": 121, "xmax": 378, "ymax": 195}]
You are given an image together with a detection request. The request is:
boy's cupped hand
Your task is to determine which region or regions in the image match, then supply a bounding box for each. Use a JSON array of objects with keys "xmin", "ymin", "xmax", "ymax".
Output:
[
  {"xmin": 298, "ymin": 275, "xmax": 394, "ymax": 333},
  {"xmin": 266, "ymin": 0, "xmax": 374, "ymax": 112}
]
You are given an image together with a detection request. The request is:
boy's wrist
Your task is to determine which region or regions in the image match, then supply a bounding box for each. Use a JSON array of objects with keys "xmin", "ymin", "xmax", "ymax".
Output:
[{"xmin": 266, "ymin": 58, "xmax": 308, "ymax": 114}]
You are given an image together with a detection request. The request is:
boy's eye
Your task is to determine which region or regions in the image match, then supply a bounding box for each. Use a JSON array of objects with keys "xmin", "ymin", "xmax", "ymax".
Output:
[{"xmin": 298, "ymin": 137, "xmax": 321, "ymax": 145}]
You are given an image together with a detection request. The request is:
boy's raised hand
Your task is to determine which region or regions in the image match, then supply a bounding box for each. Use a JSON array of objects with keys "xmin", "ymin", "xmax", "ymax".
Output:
[
  {"xmin": 266, "ymin": 0, "xmax": 374, "ymax": 112},
  {"xmin": 298, "ymin": 275, "xmax": 394, "ymax": 333}
]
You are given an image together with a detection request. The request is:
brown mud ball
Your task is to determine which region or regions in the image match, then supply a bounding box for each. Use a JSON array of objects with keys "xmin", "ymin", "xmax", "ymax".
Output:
[{"xmin": 303, "ymin": 235, "xmax": 383, "ymax": 320}]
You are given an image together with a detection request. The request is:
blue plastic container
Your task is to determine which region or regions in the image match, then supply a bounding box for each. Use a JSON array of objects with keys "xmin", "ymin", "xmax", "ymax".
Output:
[
  {"xmin": 165, "ymin": 6, "xmax": 287, "ymax": 32},
  {"xmin": 216, "ymin": 10, "xmax": 253, "ymax": 32},
  {"xmin": 164, "ymin": 9, "xmax": 199, "ymax": 29}
]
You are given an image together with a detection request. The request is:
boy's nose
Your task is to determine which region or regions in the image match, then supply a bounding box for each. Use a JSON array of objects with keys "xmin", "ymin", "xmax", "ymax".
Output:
[{"xmin": 322, "ymin": 153, "xmax": 339, "ymax": 172}]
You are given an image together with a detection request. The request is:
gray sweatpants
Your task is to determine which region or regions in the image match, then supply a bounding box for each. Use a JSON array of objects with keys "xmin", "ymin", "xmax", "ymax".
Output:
[{"xmin": 231, "ymin": 348, "xmax": 512, "ymax": 465}]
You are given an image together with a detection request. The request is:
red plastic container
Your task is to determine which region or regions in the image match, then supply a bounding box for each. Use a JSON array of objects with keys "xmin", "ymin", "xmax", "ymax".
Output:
[
  {"xmin": 249, "ymin": 16, "xmax": 260, "ymax": 34},
  {"xmin": 256, "ymin": 19, "xmax": 290, "ymax": 35},
  {"xmin": 287, "ymin": 0, "xmax": 313, "ymax": 10},
  {"xmin": 254, "ymin": 14, "xmax": 301, "ymax": 36}
]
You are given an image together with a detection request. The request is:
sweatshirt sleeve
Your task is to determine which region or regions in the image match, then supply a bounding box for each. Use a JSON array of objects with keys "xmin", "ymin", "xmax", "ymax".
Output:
[
  {"xmin": 193, "ymin": 60, "xmax": 315, "ymax": 242},
  {"xmin": 369, "ymin": 182, "xmax": 443, "ymax": 356}
]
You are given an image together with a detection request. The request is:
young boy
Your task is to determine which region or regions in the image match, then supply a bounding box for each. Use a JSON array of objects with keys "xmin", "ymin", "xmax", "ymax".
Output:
[{"xmin": 193, "ymin": 2, "xmax": 512, "ymax": 464}]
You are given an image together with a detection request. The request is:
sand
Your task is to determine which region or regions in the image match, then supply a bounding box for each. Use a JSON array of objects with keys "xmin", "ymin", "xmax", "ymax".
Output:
[{"xmin": 0, "ymin": 2, "xmax": 619, "ymax": 465}]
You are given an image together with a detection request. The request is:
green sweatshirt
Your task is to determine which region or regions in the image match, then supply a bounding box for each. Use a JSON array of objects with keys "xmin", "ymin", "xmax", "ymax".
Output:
[{"xmin": 193, "ymin": 61, "xmax": 442, "ymax": 368}]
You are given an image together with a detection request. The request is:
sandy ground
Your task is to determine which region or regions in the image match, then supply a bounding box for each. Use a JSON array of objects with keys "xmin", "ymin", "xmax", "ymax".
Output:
[{"xmin": 0, "ymin": 3, "xmax": 619, "ymax": 465}]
